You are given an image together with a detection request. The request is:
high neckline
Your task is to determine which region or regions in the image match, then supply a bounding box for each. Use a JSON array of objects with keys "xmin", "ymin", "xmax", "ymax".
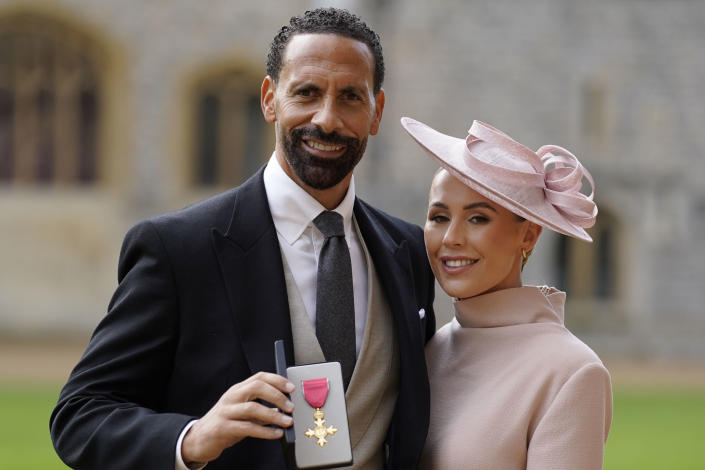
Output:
[{"xmin": 453, "ymin": 286, "xmax": 565, "ymax": 328}]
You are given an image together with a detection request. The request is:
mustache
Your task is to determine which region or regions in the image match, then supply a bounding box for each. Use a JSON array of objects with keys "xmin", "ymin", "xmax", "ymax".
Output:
[{"xmin": 291, "ymin": 126, "xmax": 359, "ymax": 147}]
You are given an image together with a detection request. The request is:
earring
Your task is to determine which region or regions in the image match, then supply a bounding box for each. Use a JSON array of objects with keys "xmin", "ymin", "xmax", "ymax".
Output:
[{"xmin": 521, "ymin": 248, "xmax": 530, "ymax": 270}]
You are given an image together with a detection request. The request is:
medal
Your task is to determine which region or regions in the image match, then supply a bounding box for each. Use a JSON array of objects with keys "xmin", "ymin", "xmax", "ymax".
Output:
[{"xmin": 302, "ymin": 377, "xmax": 338, "ymax": 447}]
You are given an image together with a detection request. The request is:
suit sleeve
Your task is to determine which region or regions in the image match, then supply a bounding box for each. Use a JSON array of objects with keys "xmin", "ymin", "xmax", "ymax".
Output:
[
  {"xmin": 50, "ymin": 220, "xmax": 194, "ymax": 469},
  {"xmin": 413, "ymin": 224, "xmax": 436, "ymax": 343},
  {"xmin": 422, "ymin": 260, "xmax": 436, "ymax": 343},
  {"xmin": 527, "ymin": 362, "xmax": 613, "ymax": 470}
]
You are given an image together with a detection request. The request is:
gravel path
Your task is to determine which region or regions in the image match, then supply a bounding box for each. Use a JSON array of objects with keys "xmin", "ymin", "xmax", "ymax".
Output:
[{"xmin": 1, "ymin": 338, "xmax": 704, "ymax": 387}]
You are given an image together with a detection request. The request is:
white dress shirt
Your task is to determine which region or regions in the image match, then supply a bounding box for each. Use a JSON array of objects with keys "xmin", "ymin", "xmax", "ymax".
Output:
[
  {"xmin": 263, "ymin": 153, "xmax": 369, "ymax": 354},
  {"xmin": 176, "ymin": 155, "xmax": 369, "ymax": 470}
]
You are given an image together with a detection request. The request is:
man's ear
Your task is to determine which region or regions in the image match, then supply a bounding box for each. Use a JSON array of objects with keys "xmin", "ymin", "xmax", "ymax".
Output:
[
  {"xmin": 261, "ymin": 75, "xmax": 277, "ymax": 123},
  {"xmin": 369, "ymin": 88, "xmax": 385, "ymax": 136}
]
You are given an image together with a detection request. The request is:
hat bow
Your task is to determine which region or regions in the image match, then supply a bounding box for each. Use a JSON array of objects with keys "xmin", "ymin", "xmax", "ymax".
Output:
[{"xmin": 464, "ymin": 121, "xmax": 597, "ymax": 229}]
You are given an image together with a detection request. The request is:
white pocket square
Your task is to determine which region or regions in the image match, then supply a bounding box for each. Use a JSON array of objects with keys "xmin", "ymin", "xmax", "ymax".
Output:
[{"xmin": 418, "ymin": 308, "xmax": 426, "ymax": 319}]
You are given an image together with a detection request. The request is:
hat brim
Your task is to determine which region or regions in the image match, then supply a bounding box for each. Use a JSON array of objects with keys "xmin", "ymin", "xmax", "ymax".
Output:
[{"xmin": 401, "ymin": 117, "xmax": 592, "ymax": 242}]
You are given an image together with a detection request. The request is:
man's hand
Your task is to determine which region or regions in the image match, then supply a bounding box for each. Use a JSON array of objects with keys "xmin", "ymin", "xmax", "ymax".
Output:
[{"xmin": 181, "ymin": 372, "xmax": 295, "ymax": 465}]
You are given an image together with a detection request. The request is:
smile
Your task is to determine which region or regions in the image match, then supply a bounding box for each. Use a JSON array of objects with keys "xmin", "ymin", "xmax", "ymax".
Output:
[
  {"xmin": 304, "ymin": 139, "xmax": 345, "ymax": 152},
  {"xmin": 443, "ymin": 259, "xmax": 478, "ymax": 267}
]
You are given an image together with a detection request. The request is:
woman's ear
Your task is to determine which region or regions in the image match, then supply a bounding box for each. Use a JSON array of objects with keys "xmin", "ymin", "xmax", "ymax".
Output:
[{"xmin": 523, "ymin": 222, "xmax": 543, "ymax": 250}]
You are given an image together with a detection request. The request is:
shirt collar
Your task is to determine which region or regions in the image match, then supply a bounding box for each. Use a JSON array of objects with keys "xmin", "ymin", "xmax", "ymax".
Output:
[{"xmin": 263, "ymin": 153, "xmax": 356, "ymax": 245}]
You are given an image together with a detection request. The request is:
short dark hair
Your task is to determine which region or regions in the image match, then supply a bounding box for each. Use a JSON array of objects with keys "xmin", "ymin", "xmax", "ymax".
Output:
[{"xmin": 266, "ymin": 8, "xmax": 385, "ymax": 94}]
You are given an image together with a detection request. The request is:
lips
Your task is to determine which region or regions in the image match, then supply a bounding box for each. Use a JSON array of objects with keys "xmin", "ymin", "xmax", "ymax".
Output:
[
  {"xmin": 444, "ymin": 259, "xmax": 477, "ymax": 267},
  {"xmin": 304, "ymin": 139, "xmax": 345, "ymax": 152},
  {"xmin": 439, "ymin": 256, "xmax": 478, "ymax": 273}
]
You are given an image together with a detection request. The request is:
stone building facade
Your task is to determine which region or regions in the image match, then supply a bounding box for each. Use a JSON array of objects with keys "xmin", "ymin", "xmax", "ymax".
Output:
[{"xmin": 1, "ymin": 0, "xmax": 703, "ymax": 358}]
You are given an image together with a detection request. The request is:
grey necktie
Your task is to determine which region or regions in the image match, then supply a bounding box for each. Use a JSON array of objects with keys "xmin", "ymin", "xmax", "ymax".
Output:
[{"xmin": 313, "ymin": 210, "xmax": 356, "ymax": 389}]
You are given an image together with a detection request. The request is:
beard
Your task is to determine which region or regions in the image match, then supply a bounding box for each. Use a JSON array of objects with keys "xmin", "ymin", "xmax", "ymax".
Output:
[{"xmin": 281, "ymin": 124, "xmax": 367, "ymax": 190}]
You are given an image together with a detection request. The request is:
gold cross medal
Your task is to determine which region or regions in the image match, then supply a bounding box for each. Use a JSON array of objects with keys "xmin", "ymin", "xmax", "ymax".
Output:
[{"xmin": 302, "ymin": 377, "xmax": 337, "ymax": 447}]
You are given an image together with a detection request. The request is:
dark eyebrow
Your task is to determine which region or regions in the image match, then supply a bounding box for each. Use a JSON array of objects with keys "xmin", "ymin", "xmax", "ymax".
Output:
[
  {"xmin": 464, "ymin": 202, "xmax": 498, "ymax": 213},
  {"xmin": 290, "ymin": 82, "xmax": 320, "ymax": 93},
  {"xmin": 340, "ymin": 85, "xmax": 366, "ymax": 96},
  {"xmin": 429, "ymin": 201, "xmax": 498, "ymax": 213}
]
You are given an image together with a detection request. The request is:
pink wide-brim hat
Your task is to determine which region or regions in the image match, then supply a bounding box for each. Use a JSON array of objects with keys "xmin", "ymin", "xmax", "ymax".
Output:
[{"xmin": 401, "ymin": 117, "xmax": 598, "ymax": 242}]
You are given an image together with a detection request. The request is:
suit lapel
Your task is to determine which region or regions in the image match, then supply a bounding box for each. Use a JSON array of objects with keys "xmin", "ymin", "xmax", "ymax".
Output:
[
  {"xmin": 353, "ymin": 200, "xmax": 424, "ymax": 363},
  {"xmin": 354, "ymin": 199, "xmax": 430, "ymax": 467},
  {"xmin": 208, "ymin": 175, "xmax": 423, "ymax": 377},
  {"xmin": 211, "ymin": 168, "xmax": 294, "ymax": 373}
]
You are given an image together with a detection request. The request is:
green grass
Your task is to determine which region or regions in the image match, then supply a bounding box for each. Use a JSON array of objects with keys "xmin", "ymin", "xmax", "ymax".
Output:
[
  {"xmin": 1, "ymin": 383, "xmax": 704, "ymax": 469},
  {"xmin": 0, "ymin": 383, "xmax": 68, "ymax": 469},
  {"xmin": 605, "ymin": 386, "xmax": 705, "ymax": 469}
]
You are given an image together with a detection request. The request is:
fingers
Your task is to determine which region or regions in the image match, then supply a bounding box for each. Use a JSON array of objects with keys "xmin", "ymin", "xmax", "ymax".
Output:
[
  {"xmin": 181, "ymin": 372, "xmax": 296, "ymax": 464},
  {"xmin": 222, "ymin": 419, "xmax": 285, "ymax": 440},
  {"xmin": 224, "ymin": 400, "xmax": 293, "ymax": 431},
  {"xmin": 234, "ymin": 372, "xmax": 295, "ymax": 415},
  {"xmin": 243, "ymin": 371, "xmax": 295, "ymax": 395}
]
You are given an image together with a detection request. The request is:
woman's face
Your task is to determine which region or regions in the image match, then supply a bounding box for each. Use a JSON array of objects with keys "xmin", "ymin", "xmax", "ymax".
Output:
[{"xmin": 424, "ymin": 170, "xmax": 541, "ymax": 299}]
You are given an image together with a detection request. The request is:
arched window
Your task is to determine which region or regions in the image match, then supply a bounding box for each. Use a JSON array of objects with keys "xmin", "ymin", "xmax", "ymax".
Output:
[
  {"xmin": 193, "ymin": 68, "xmax": 271, "ymax": 187},
  {"xmin": 556, "ymin": 206, "xmax": 618, "ymax": 300},
  {"xmin": 0, "ymin": 12, "xmax": 102, "ymax": 185}
]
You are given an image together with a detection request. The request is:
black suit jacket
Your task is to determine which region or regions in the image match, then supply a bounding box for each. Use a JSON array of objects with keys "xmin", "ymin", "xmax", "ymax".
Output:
[{"xmin": 50, "ymin": 167, "xmax": 436, "ymax": 469}]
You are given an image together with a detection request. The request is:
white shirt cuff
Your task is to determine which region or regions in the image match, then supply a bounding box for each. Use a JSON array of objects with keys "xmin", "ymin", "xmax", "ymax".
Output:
[{"xmin": 175, "ymin": 420, "xmax": 207, "ymax": 470}]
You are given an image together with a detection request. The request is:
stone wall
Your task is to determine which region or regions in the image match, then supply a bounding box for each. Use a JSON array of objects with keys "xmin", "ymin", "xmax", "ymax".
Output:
[{"xmin": 0, "ymin": 0, "xmax": 703, "ymax": 357}]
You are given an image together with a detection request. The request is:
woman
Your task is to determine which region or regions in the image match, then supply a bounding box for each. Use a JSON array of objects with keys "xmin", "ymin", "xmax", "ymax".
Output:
[{"xmin": 401, "ymin": 117, "xmax": 612, "ymax": 469}]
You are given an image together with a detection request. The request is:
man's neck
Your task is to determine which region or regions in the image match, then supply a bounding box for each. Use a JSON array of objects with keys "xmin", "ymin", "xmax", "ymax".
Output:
[{"xmin": 306, "ymin": 175, "xmax": 354, "ymax": 210}]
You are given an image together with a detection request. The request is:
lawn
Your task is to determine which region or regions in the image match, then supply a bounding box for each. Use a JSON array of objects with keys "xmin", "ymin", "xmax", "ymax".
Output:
[
  {"xmin": 605, "ymin": 386, "xmax": 705, "ymax": 469},
  {"xmin": 0, "ymin": 384, "xmax": 69, "ymax": 469},
  {"xmin": 1, "ymin": 383, "xmax": 704, "ymax": 469}
]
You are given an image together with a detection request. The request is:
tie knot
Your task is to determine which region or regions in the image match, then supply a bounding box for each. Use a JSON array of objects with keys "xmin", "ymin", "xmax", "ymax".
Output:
[{"xmin": 313, "ymin": 211, "xmax": 345, "ymax": 238}]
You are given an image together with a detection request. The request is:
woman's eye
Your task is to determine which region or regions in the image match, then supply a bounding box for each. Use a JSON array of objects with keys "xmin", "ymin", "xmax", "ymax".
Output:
[
  {"xmin": 429, "ymin": 214, "xmax": 448, "ymax": 223},
  {"xmin": 469, "ymin": 215, "xmax": 489, "ymax": 224}
]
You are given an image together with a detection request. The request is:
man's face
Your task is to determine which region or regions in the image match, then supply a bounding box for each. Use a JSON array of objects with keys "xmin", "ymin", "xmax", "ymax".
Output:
[{"xmin": 262, "ymin": 33, "xmax": 384, "ymax": 192}]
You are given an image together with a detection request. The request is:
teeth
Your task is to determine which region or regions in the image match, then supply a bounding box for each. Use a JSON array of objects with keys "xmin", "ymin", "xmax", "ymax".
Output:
[
  {"xmin": 445, "ymin": 259, "xmax": 476, "ymax": 267},
  {"xmin": 305, "ymin": 140, "xmax": 344, "ymax": 152}
]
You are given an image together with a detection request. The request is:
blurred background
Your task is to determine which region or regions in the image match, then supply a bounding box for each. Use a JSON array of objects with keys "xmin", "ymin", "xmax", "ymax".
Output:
[{"xmin": 0, "ymin": 0, "xmax": 703, "ymax": 468}]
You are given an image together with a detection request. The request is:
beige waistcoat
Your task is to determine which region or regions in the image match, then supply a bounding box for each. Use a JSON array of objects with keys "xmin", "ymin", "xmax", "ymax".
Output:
[{"xmin": 282, "ymin": 224, "xmax": 399, "ymax": 470}]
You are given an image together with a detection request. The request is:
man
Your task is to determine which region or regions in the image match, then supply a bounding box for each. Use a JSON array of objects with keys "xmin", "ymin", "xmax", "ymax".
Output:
[{"xmin": 50, "ymin": 8, "xmax": 435, "ymax": 470}]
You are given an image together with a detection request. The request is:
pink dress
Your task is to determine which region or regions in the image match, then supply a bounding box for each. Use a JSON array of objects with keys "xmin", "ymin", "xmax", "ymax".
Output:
[{"xmin": 421, "ymin": 286, "xmax": 612, "ymax": 470}]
